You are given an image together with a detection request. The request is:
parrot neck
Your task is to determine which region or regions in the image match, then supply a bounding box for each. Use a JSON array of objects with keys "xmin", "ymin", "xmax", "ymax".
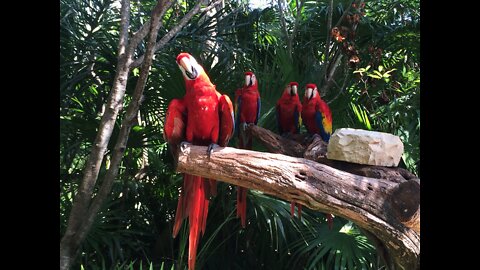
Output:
[
  {"xmin": 243, "ymin": 84, "xmax": 258, "ymax": 92},
  {"xmin": 184, "ymin": 71, "xmax": 213, "ymax": 92},
  {"xmin": 282, "ymin": 92, "xmax": 298, "ymax": 101}
]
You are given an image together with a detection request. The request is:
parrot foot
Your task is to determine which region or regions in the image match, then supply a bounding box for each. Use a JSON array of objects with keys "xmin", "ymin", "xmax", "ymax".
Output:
[
  {"xmin": 304, "ymin": 134, "xmax": 321, "ymax": 144},
  {"xmin": 239, "ymin": 122, "xmax": 249, "ymax": 144},
  {"xmin": 180, "ymin": 141, "xmax": 191, "ymax": 152},
  {"xmin": 207, "ymin": 143, "xmax": 219, "ymax": 158}
]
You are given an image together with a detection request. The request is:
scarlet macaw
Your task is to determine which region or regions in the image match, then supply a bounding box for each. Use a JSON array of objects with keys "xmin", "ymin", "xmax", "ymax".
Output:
[
  {"xmin": 301, "ymin": 83, "xmax": 332, "ymax": 142},
  {"xmin": 276, "ymin": 82, "xmax": 303, "ymax": 218},
  {"xmin": 301, "ymin": 83, "xmax": 334, "ymax": 228},
  {"xmin": 276, "ymin": 82, "xmax": 302, "ymax": 136},
  {"xmin": 234, "ymin": 71, "xmax": 261, "ymax": 228},
  {"xmin": 164, "ymin": 52, "xmax": 234, "ymax": 270}
]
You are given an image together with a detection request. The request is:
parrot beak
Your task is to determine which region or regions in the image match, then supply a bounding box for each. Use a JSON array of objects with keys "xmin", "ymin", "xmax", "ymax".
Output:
[
  {"xmin": 179, "ymin": 57, "xmax": 198, "ymax": 80},
  {"xmin": 290, "ymin": 85, "xmax": 297, "ymax": 96},
  {"xmin": 245, "ymin": 74, "xmax": 252, "ymax": 87},
  {"xmin": 306, "ymin": 88, "xmax": 314, "ymax": 100}
]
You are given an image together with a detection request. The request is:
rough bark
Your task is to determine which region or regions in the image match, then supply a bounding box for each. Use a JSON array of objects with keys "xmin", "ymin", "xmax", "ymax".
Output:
[
  {"xmin": 60, "ymin": 1, "xmax": 133, "ymax": 270},
  {"xmin": 246, "ymin": 125, "xmax": 417, "ymax": 185},
  {"xmin": 72, "ymin": 0, "xmax": 167, "ymax": 258},
  {"xmin": 176, "ymin": 144, "xmax": 420, "ymax": 270}
]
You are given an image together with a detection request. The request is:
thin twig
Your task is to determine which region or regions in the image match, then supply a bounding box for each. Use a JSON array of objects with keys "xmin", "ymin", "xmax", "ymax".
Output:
[
  {"xmin": 323, "ymin": 0, "xmax": 333, "ymax": 82},
  {"xmin": 131, "ymin": 0, "xmax": 223, "ymax": 68},
  {"xmin": 328, "ymin": 73, "xmax": 350, "ymax": 104},
  {"xmin": 334, "ymin": 0, "xmax": 356, "ymax": 28},
  {"xmin": 277, "ymin": 0, "xmax": 290, "ymax": 43},
  {"xmin": 129, "ymin": 0, "xmax": 174, "ymax": 65}
]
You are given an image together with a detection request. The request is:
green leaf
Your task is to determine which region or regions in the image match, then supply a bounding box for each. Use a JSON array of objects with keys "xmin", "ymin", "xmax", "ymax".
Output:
[
  {"xmin": 367, "ymin": 74, "xmax": 381, "ymax": 79},
  {"xmin": 133, "ymin": 68, "xmax": 140, "ymax": 76},
  {"xmin": 373, "ymin": 70, "xmax": 383, "ymax": 77}
]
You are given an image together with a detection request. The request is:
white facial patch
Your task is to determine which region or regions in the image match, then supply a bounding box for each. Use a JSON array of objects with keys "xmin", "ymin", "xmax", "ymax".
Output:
[
  {"xmin": 291, "ymin": 85, "xmax": 297, "ymax": 95},
  {"xmin": 305, "ymin": 88, "xmax": 313, "ymax": 98},
  {"xmin": 245, "ymin": 75, "xmax": 251, "ymax": 86}
]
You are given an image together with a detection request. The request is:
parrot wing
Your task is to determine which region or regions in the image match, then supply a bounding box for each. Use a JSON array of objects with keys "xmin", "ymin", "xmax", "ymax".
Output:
[
  {"xmin": 218, "ymin": 94, "xmax": 235, "ymax": 147},
  {"xmin": 163, "ymin": 98, "xmax": 187, "ymax": 155},
  {"xmin": 316, "ymin": 99, "xmax": 332, "ymax": 142},
  {"xmin": 315, "ymin": 110, "xmax": 331, "ymax": 142},
  {"xmin": 255, "ymin": 93, "xmax": 261, "ymax": 125}
]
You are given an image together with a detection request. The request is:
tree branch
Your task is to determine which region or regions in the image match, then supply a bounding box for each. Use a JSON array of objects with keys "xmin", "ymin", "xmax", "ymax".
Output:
[
  {"xmin": 276, "ymin": 0, "xmax": 291, "ymax": 54},
  {"xmin": 176, "ymin": 144, "xmax": 419, "ymax": 270},
  {"xmin": 131, "ymin": 0, "xmax": 223, "ymax": 68},
  {"xmin": 327, "ymin": 72, "xmax": 349, "ymax": 104},
  {"xmin": 320, "ymin": 50, "xmax": 343, "ymax": 94},
  {"xmin": 246, "ymin": 125, "xmax": 418, "ymax": 185},
  {"xmin": 334, "ymin": 0, "xmax": 356, "ymax": 28},
  {"xmin": 289, "ymin": 0, "xmax": 305, "ymax": 58},
  {"xmin": 60, "ymin": 1, "xmax": 133, "ymax": 269},
  {"xmin": 118, "ymin": 0, "xmax": 131, "ymax": 56},
  {"xmin": 323, "ymin": 0, "xmax": 333, "ymax": 82},
  {"xmin": 321, "ymin": 0, "xmax": 357, "ymax": 95},
  {"xmin": 128, "ymin": 0, "xmax": 174, "ymax": 56},
  {"xmin": 78, "ymin": 0, "xmax": 168, "ymax": 249}
]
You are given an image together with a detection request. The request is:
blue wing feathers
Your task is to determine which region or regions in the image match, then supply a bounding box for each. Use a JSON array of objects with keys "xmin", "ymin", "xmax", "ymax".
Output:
[{"xmin": 315, "ymin": 111, "xmax": 329, "ymax": 142}]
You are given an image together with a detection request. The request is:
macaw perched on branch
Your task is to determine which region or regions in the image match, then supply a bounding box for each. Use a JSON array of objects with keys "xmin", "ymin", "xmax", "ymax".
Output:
[
  {"xmin": 301, "ymin": 83, "xmax": 332, "ymax": 142},
  {"xmin": 276, "ymin": 82, "xmax": 303, "ymax": 218},
  {"xmin": 276, "ymin": 82, "xmax": 302, "ymax": 136},
  {"xmin": 301, "ymin": 83, "xmax": 334, "ymax": 229},
  {"xmin": 163, "ymin": 52, "xmax": 234, "ymax": 270},
  {"xmin": 234, "ymin": 71, "xmax": 261, "ymax": 228}
]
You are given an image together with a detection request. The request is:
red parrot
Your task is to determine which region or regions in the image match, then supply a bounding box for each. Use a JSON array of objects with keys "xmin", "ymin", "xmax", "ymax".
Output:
[
  {"xmin": 301, "ymin": 83, "xmax": 332, "ymax": 142},
  {"xmin": 164, "ymin": 52, "xmax": 234, "ymax": 270},
  {"xmin": 276, "ymin": 82, "xmax": 303, "ymax": 218},
  {"xmin": 276, "ymin": 82, "xmax": 302, "ymax": 135},
  {"xmin": 301, "ymin": 83, "xmax": 334, "ymax": 229},
  {"xmin": 234, "ymin": 71, "xmax": 261, "ymax": 228}
]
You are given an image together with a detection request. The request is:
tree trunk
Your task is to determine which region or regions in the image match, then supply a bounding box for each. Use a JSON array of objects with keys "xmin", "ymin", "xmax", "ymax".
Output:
[
  {"xmin": 175, "ymin": 144, "xmax": 420, "ymax": 270},
  {"xmin": 59, "ymin": 1, "xmax": 223, "ymax": 269}
]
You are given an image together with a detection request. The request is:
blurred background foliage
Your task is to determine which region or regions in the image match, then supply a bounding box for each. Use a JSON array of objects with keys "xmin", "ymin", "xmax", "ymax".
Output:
[{"xmin": 60, "ymin": 0, "xmax": 419, "ymax": 269}]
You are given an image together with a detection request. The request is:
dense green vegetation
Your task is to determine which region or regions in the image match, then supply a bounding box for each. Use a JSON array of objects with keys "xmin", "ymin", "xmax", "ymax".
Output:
[{"xmin": 60, "ymin": 0, "xmax": 419, "ymax": 269}]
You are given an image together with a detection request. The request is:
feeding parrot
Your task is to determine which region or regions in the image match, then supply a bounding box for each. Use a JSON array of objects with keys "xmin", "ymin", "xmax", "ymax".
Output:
[
  {"xmin": 301, "ymin": 83, "xmax": 334, "ymax": 229},
  {"xmin": 275, "ymin": 82, "xmax": 303, "ymax": 218},
  {"xmin": 234, "ymin": 71, "xmax": 261, "ymax": 228},
  {"xmin": 163, "ymin": 52, "xmax": 234, "ymax": 270}
]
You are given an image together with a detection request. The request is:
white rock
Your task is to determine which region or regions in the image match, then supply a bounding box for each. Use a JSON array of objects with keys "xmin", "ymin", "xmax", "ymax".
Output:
[{"xmin": 326, "ymin": 128, "xmax": 404, "ymax": 167}]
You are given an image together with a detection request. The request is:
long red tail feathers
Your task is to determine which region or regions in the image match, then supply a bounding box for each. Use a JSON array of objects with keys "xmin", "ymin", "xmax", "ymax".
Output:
[
  {"xmin": 172, "ymin": 194, "xmax": 184, "ymax": 237},
  {"xmin": 290, "ymin": 202, "xmax": 302, "ymax": 219},
  {"xmin": 172, "ymin": 174, "xmax": 211, "ymax": 270},
  {"xmin": 236, "ymin": 133, "xmax": 251, "ymax": 228},
  {"xmin": 237, "ymin": 186, "xmax": 247, "ymax": 228}
]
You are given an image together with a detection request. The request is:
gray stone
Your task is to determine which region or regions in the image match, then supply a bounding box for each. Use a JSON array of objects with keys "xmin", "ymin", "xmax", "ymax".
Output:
[{"xmin": 326, "ymin": 128, "xmax": 404, "ymax": 167}]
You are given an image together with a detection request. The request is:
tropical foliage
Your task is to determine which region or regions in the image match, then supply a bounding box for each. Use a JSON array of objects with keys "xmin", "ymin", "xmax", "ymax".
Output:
[{"xmin": 60, "ymin": 0, "xmax": 419, "ymax": 269}]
